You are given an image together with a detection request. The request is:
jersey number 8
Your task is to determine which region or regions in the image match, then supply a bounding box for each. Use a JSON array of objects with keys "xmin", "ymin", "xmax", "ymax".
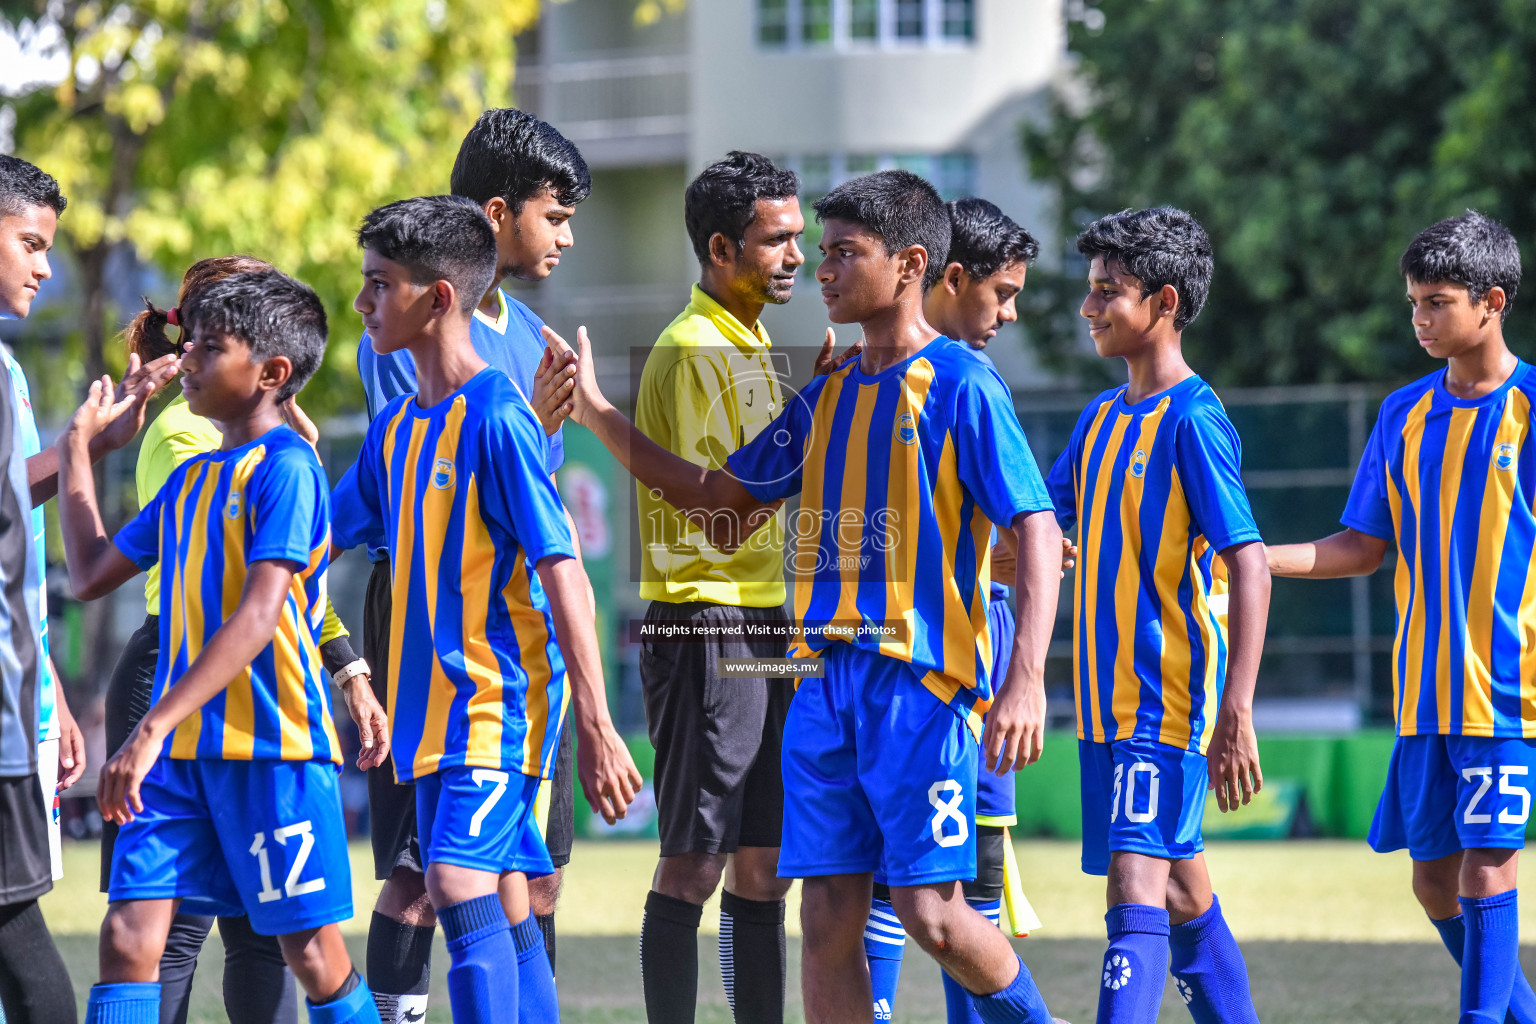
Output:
[{"xmin": 928, "ymin": 781, "xmax": 969, "ymax": 848}]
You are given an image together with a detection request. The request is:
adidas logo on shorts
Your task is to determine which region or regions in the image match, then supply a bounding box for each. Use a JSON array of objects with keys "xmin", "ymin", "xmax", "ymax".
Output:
[{"xmin": 873, "ymin": 997, "xmax": 893, "ymax": 1020}]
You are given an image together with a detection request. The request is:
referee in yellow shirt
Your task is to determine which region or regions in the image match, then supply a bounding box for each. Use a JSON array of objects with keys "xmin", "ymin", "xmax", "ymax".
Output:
[{"xmin": 635, "ymin": 152, "xmax": 803, "ymax": 1024}]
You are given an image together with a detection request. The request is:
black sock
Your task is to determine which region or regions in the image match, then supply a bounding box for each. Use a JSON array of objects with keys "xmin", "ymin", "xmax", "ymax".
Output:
[
  {"xmin": 217, "ymin": 913, "xmax": 298, "ymax": 1024},
  {"xmin": 366, "ymin": 911, "xmax": 435, "ymax": 1024},
  {"xmin": 0, "ymin": 898, "xmax": 78, "ymax": 1024},
  {"xmin": 719, "ymin": 891, "xmax": 786, "ymax": 1024},
  {"xmin": 157, "ymin": 914, "xmax": 213, "ymax": 1024},
  {"xmin": 536, "ymin": 913, "xmax": 557, "ymax": 975},
  {"xmin": 319, "ymin": 969, "xmax": 362, "ymax": 1006},
  {"xmin": 641, "ymin": 890, "xmax": 702, "ymax": 1024}
]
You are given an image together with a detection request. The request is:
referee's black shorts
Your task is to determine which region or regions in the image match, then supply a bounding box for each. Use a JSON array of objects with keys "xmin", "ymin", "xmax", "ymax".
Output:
[
  {"xmin": 364, "ymin": 560, "xmax": 576, "ymax": 879},
  {"xmin": 639, "ymin": 601, "xmax": 793, "ymax": 857}
]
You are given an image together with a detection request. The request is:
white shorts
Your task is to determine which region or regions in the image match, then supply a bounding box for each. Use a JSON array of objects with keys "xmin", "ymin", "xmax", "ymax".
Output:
[{"xmin": 36, "ymin": 737, "xmax": 63, "ymax": 881}]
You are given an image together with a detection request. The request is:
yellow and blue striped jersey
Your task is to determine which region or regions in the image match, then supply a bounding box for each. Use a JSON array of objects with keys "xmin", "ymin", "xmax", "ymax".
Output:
[
  {"xmin": 1046, "ymin": 376, "xmax": 1261, "ymax": 754},
  {"xmin": 113, "ymin": 425, "xmax": 341, "ymax": 764},
  {"xmin": 331, "ymin": 368, "xmax": 576, "ymax": 782},
  {"xmin": 725, "ymin": 337, "xmax": 1052, "ymax": 726},
  {"xmin": 1344, "ymin": 361, "xmax": 1536, "ymax": 738}
]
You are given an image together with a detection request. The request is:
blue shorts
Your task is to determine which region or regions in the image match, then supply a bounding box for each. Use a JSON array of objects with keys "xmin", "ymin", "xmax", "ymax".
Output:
[
  {"xmin": 416, "ymin": 766, "xmax": 553, "ymax": 878},
  {"xmin": 780, "ymin": 643, "xmax": 977, "ymax": 887},
  {"xmin": 1079, "ymin": 737, "xmax": 1207, "ymax": 876},
  {"xmin": 1370, "ymin": 734, "xmax": 1536, "ymax": 861},
  {"xmin": 109, "ymin": 758, "xmax": 352, "ymax": 935},
  {"xmin": 976, "ymin": 597, "xmax": 1018, "ymax": 824}
]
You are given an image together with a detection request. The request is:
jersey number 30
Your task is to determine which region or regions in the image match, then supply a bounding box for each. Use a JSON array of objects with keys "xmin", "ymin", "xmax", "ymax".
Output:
[{"xmin": 250, "ymin": 821, "xmax": 326, "ymax": 903}]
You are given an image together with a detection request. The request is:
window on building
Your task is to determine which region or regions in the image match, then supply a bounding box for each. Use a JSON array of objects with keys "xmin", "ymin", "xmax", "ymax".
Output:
[
  {"xmin": 756, "ymin": 0, "xmax": 976, "ymax": 50},
  {"xmin": 941, "ymin": 0, "xmax": 974, "ymax": 40},
  {"xmin": 758, "ymin": 0, "xmax": 789, "ymax": 45},
  {"xmin": 849, "ymin": 0, "xmax": 879, "ymax": 40},
  {"xmin": 802, "ymin": 0, "xmax": 833, "ymax": 44}
]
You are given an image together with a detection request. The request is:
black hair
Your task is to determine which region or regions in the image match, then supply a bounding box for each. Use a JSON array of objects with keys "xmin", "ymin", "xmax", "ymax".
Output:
[
  {"xmin": 684, "ymin": 152, "xmax": 799, "ymax": 265},
  {"xmin": 813, "ymin": 170, "xmax": 951, "ymax": 290},
  {"xmin": 941, "ymin": 197, "xmax": 1039, "ymax": 288},
  {"xmin": 1399, "ymin": 211, "xmax": 1521, "ymax": 320},
  {"xmin": 450, "ymin": 108, "xmax": 592, "ymax": 214},
  {"xmin": 1076, "ymin": 207, "xmax": 1213, "ymax": 330},
  {"xmin": 181, "ymin": 270, "xmax": 327, "ymax": 402},
  {"xmin": 357, "ymin": 195, "xmax": 498, "ymax": 313},
  {"xmin": 0, "ymin": 155, "xmax": 67, "ymax": 218}
]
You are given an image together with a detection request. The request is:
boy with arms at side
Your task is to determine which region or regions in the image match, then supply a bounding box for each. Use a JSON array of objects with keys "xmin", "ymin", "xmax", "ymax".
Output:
[
  {"xmin": 544, "ymin": 170, "xmax": 1068, "ymax": 1024},
  {"xmin": 1268, "ymin": 212, "xmax": 1536, "ymax": 1024},
  {"xmin": 862, "ymin": 196, "xmax": 1042, "ymax": 1024},
  {"xmin": 355, "ymin": 109, "xmax": 634, "ymax": 1024},
  {"xmin": 58, "ymin": 270, "xmax": 386, "ymax": 1024},
  {"xmin": 333, "ymin": 195, "xmax": 634, "ymax": 1024},
  {"xmin": 1046, "ymin": 208, "xmax": 1269, "ymax": 1024}
]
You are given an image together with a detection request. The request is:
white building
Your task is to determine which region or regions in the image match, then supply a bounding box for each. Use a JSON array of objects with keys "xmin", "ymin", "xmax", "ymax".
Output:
[{"xmin": 512, "ymin": 0, "xmax": 1066, "ymax": 390}]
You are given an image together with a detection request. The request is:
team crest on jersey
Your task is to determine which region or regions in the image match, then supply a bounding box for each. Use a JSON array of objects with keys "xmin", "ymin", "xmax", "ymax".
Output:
[
  {"xmin": 1128, "ymin": 448, "xmax": 1148, "ymax": 479},
  {"xmin": 224, "ymin": 491, "xmax": 243, "ymax": 520},
  {"xmin": 431, "ymin": 457, "xmax": 455, "ymax": 490},
  {"xmin": 896, "ymin": 412, "xmax": 918, "ymax": 445},
  {"xmin": 1495, "ymin": 442, "xmax": 1518, "ymax": 471}
]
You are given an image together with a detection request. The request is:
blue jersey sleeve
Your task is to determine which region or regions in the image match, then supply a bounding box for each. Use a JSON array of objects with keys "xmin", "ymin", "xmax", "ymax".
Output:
[
  {"xmin": 331, "ymin": 416, "xmax": 387, "ymax": 553},
  {"xmin": 113, "ymin": 484, "xmax": 164, "ymax": 571},
  {"xmin": 1341, "ymin": 412, "xmax": 1394, "ymax": 540},
  {"xmin": 724, "ymin": 378, "xmax": 817, "ymax": 503},
  {"xmin": 481, "ymin": 406, "xmax": 575, "ymax": 565},
  {"xmin": 953, "ymin": 368, "xmax": 1052, "ymax": 527},
  {"xmin": 248, "ymin": 443, "xmax": 327, "ymax": 566},
  {"xmin": 1173, "ymin": 402, "xmax": 1262, "ymax": 553},
  {"xmin": 1046, "ymin": 448, "xmax": 1078, "ymax": 532},
  {"xmin": 357, "ymin": 331, "xmax": 418, "ymax": 422}
]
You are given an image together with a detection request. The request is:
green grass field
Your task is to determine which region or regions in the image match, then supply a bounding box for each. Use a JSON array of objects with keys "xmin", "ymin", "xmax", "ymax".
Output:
[{"xmin": 41, "ymin": 838, "xmax": 1536, "ymax": 1022}]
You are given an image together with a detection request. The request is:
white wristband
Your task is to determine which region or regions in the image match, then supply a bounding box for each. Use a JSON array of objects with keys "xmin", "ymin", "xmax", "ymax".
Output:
[{"xmin": 332, "ymin": 659, "xmax": 370, "ymax": 686}]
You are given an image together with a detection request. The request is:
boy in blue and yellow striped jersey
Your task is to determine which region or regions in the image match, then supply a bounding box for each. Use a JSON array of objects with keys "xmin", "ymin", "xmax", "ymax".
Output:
[
  {"xmin": 56, "ymin": 271, "xmax": 386, "ymax": 1024},
  {"xmin": 544, "ymin": 170, "xmax": 1067, "ymax": 1024},
  {"xmin": 331, "ymin": 195, "xmax": 637, "ymax": 1024},
  {"xmin": 1270, "ymin": 211, "xmax": 1536, "ymax": 1024},
  {"xmin": 1046, "ymin": 209, "xmax": 1271, "ymax": 1024}
]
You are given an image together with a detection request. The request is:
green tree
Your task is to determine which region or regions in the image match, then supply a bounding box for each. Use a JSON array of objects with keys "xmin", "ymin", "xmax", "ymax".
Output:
[
  {"xmin": 1024, "ymin": 0, "xmax": 1536, "ymax": 388},
  {"xmin": 1, "ymin": 0, "xmax": 538, "ymax": 416}
]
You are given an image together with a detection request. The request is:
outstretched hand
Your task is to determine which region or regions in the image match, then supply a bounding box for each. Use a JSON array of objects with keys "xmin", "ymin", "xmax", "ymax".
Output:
[
  {"xmin": 66, "ymin": 373, "xmax": 145, "ymax": 450},
  {"xmin": 96, "ymin": 353, "xmax": 179, "ymax": 452},
  {"xmin": 539, "ymin": 325, "xmax": 606, "ymax": 428},
  {"xmin": 812, "ymin": 326, "xmax": 863, "ymax": 377},
  {"xmin": 532, "ymin": 343, "xmax": 577, "ymax": 435}
]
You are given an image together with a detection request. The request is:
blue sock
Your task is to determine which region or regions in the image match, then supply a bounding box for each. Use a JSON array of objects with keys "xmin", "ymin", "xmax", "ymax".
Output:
[
  {"xmin": 1433, "ymin": 913, "xmax": 1536, "ymax": 1024},
  {"xmin": 941, "ymin": 899, "xmax": 1001, "ymax": 1024},
  {"xmin": 1098, "ymin": 903, "xmax": 1170, "ymax": 1024},
  {"xmin": 865, "ymin": 897, "xmax": 906, "ymax": 1021},
  {"xmin": 307, "ymin": 977, "xmax": 382, "ymax": 1024},
  {"xmin": 970, "ymin": 955, "xmax": 1054, "ymax": 1024},
  {"xmin": 1168, "ymin": 895, "xmax": 1258, "ymax": 1024},
  {"xmin": 512, "ymin": 914, "xmax": 559, "ymax": 1023},
  {"xmin": 440, "ymin": 894, "xmax": 519, "ymax": 1024},
  {"xmin": 84, "ymin": 983, "xmax": 160, "ymax": 1024},
  {"xmin": 1462, "ymin": 892, "xmax": 1522, "ymax": 1024}
]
